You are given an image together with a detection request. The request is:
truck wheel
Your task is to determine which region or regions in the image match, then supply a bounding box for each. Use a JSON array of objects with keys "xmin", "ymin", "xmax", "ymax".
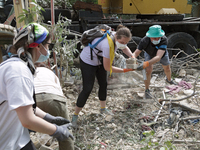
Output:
[
  {"xmin": 126, "ymin": 36, "xmax": 143, "ymax": 58},
  {"xmin": 167, "ymin": 32, "xmax": 197, "ymax": 58}
]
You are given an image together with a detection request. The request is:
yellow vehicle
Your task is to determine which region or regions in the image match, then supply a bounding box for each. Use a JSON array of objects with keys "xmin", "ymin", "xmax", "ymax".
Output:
[
  {"xmin": 1, "ymin": 0, "xmax": 199, "ymax": 58},
  {"xmin": 99, "ymin": 0, "xmax": 191, "ymax": 15},
  {"xmin": 68, "ymin": 0, "xmax": 198, "ymax": 58},
  {"xmin": 80, "ymin": 0, "xmax": 200, "ymax": 57}
]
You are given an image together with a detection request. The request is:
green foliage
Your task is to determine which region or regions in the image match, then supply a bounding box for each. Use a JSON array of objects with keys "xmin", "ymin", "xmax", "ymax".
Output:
[
  {"xmin": 18, "ymin": 0, "xmax": 44, "ymax": 24},
  {"xmin": 196, "ymin": 48, "xmax": 200, "ymax": 52},
  {"xmin": 48, "ymin": 14, "xmax": 79, "ymax": 80},
  {"xmin": 51, "ymin": 15, "xmax": 77, "ymax": 65},
  {"xmin": 171, "ymin": 72, "xmax": 179, "ymax": 79},
  {"xmin": 37, "ymin": 0, "xmax": 98, "ymax": 9},
  {"xmin": 187, "ymin": 0, "xmax": 200, "ymax": 5},
  {"xmin": 140, "ymin": 130, "xmax": 177, "ymax": 150}
]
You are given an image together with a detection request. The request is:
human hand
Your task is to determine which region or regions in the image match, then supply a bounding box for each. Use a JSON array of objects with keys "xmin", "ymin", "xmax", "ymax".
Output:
[
  {"xmin": 137, "ymin": 61, "xmax": 149, "ymax": 71},
  {"xmin": 51, "ymin": 124, "xmax": 74, "ymax": 141},
  {"xmin": 131, "ymin": 55, "xmax": 135, "ymax": 58},
  {"xmin": 123, "ymin": 68, "xmax": 134, "ymax": 73},
  {"xmin": 43, "ymin": 113, "xmax": 70, "ymax": 126}
]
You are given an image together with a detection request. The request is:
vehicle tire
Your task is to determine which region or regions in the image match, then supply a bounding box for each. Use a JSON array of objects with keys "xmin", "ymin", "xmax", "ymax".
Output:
[
  {"xmin": 167, "ymin": 32, "xmax": 198, "ymax": 58},
  {"xmin": 126, "ymin": 36, "xmax": 143, "ymax": 58}
]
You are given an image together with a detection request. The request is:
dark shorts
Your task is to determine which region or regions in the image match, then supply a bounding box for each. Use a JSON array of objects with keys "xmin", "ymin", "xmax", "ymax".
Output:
[{"xmin": 144, "ymin": 51, "xmax": 170, "ymax": 66}]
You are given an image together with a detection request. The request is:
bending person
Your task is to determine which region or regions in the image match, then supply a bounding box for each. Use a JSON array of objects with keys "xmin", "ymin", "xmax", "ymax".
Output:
[
  {"xmin": 72, "ymin": 25, "xmax": 134, "ymax": 127},
  {"xmin": 0, "ymin": 23, "xmax": 73, "ymax": 150},
  {"xmin": 133, "ymin": 25, "xmax": 176, "ymax": 99},
  {"xmin": 34, "ymin": 62, "xmax": 74, "ymax": 150}
]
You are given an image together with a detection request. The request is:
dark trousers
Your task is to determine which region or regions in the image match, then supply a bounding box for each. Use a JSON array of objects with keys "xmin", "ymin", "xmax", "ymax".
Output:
[
  {"xmin": 76, "ymin": 58, "xmax": 107, "ymax": 107},
  {"xmin": 21, "ymin": 140, "xmax": 36, "ymax": 150}
]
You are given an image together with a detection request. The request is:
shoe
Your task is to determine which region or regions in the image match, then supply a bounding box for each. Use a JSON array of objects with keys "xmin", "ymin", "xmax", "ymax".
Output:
[
  {"xmin": 145, "ymin": 89, "xmax": 153, "ymax": 99},
  {"xmin": 71, "ymin": 115, "xmax": 78, "ymax": 128},
  {"xmin": 166, "ymin": 78, "xmax": 177, "ymax": 85},
  {"xmin": 100, "ymin": 108, "xmax": 114, "ymax": 115}
]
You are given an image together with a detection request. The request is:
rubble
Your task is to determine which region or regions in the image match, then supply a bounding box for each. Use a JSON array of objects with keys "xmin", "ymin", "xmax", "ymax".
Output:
[{"xmin": 30, "ymin": 51, "xmax": 200, "ymax": 149}]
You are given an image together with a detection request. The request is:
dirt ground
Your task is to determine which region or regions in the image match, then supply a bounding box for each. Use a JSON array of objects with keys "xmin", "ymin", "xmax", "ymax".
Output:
[
  {"xmin": 31, "ymin": 60, "xmax": 200, "ymax": 150},
  {"xmin": 62, "ymin": 68, "xmax": 200, "ymax": 150}
]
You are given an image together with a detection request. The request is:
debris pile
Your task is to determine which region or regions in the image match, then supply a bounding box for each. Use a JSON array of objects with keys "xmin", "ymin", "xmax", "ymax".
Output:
[{"xmin": 30, "ymin": 52, "xmax": 200, "ymax": 150}]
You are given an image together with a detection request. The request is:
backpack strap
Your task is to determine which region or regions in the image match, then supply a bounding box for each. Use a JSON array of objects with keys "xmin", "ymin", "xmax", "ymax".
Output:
[
  {"xmin": 88, "ymin": 31, "xmax": 108, "ymax": 49},
  {"xmin": 89, "ymin": 30, "xmax": 113, "ymax": 61},
  {"xmin": 89, "ymin": 31, "xmax": 108, "ymax": 60},
  {"xmin": 90, "ymin": 47, "xmax": 93, "ymax": 60},
  {"xmin": 0, "ymin": 101, "xmax": 6, "ymax": 106}
]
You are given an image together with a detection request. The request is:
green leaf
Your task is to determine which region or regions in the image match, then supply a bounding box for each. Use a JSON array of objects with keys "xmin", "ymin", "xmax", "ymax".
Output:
[
  {"xmin": 164, "ymin": 141, "xmax": 172, "ymax": 148},
  {"xmin": 22, "ymin": 9, "xmax": 29, "ymax": 13},
  {"xmin": 148, "ymin": 141, "xmax": 152, "ymax": 146},
  {"xmin": 154, "ymin": 142, "xmax": 159, "ymax": 146},
  {"xmin": 19, "ymin": 17, "xmax": 26, "ymax": 23}
]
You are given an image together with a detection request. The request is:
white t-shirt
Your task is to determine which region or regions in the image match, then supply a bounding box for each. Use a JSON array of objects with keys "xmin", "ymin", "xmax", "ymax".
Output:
[
  {"xmin": 0, "ymin": 58, "xmax": 34, "ymax": 150},
  {"xmin": 80, "ymin": 32, "xmax": 117, "ymax": 66},
  {"xmin": 34, "ymin": 67, "xmax": 64, "ymax": 97}
]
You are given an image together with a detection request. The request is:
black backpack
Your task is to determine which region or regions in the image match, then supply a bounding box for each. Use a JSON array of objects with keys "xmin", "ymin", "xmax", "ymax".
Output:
[
  {"xmin": 80, "ymin": 24, "xmax": 114, "ymax": 63},
  {"xmin": 80, "ymin": 24, "xmax": 112, "ymax": 46}
]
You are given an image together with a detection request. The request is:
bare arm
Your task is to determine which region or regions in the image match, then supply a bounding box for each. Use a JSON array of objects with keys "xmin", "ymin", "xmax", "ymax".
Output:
[
  {"xmin": 148, "ymin": 50, "xmax": 165, "ymax": 65},
  {"xmin": 121, "ymin": 46, "xmax": 133, "ymax": 58},
  {"xmin": 103, "ymin": 57, "xmax": 124, "ymax": 73},
  {"xmin": 35, "ymin": 107, "xmax": 46, "ymax": 118},
  {"xmin": 15, "ymin": 105, "xmax": 56, "ymax": 135},
  {"xmin": 132, "ymin": 49, "xmax": 142, "ymax": 58}
]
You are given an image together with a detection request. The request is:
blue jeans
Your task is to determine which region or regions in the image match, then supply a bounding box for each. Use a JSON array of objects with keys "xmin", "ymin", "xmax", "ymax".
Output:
[{"xmin": 144, "ymin": 51, "xmax": 170, "ymax": 66}]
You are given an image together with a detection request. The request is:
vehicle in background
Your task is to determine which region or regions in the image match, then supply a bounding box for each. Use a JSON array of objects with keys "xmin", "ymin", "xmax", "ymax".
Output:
[{"xmin": 1, "ymin": 0, "xmax": 200, "ymax": 58}]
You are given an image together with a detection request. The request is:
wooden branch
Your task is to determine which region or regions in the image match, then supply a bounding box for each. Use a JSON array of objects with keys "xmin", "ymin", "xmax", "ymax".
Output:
[
  {"xmin": 173, "ymin": 140, "xmax": 200, "ymax": 144},
  {"xmin": 180, "ymin": 116, "xmax": 200, "ymax": 121},
  {"xmin": 152, "ymin": 49, "xmax": 200, "ymax": 73},
  {"xmin": 167, "ymin": 102, "xmax": 200, "ymax": 114},
  {"xmin": 158, "ymin": 92, "xmax": 196, "ymax": 103}
]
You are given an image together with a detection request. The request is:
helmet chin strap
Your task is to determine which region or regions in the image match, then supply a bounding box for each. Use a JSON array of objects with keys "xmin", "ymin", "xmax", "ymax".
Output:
[{"xmin": 17, "ymin": 47, "xmax": 35, "ymax": 75}]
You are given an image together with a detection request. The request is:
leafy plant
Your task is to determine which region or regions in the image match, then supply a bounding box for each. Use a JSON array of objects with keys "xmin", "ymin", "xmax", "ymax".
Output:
[
  {"xmin": 171, "ymin": 72, "xmax": 179, "ymax": 79},
  {"xmin": 37, "ymin": 0, "xmax": 98, "ymax": 9},
  {"xmin": 140, "ymin": 130, "xmax": 177, "ymax": 150},
  {"xmin": 48, "ymin": 14, "xmax": 79, "ymax": 83},
  {"xmin": 18, "ymin": 0, "xmax": 44, "ymax": 24}
]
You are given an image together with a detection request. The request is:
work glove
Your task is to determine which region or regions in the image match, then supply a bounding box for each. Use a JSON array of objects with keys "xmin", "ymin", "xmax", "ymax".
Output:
[
  {"xmin": 51, "ymin": 123, "xmax": 74, "ymax": 141},
  {"xmin": 43, "ymin": 113, "xmax": 70, "ymax": 126},
  {"xmin": 123, "ymin": 68, "xmax": 134, "ymax": 73},
  {"xmin": 137, "ymin": 61, "xmax": 149, "ymax": 71}
]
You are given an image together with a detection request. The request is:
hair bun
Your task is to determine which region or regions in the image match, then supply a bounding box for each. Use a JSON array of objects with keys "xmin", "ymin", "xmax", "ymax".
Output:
[{"xmin": 116, "ymin": 24, "xmax": 125, "ymax": 31}]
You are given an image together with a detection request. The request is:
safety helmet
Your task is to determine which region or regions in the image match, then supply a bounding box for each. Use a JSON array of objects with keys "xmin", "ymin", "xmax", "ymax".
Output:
[
  {"xmin": 13, "ymin": 23, "xmax": 49, "ymax": 48},
  {"xmin": 146, "ymin": 25, "xmax": 165, "ymax": 38}
]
